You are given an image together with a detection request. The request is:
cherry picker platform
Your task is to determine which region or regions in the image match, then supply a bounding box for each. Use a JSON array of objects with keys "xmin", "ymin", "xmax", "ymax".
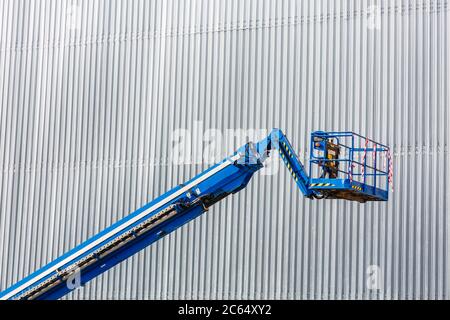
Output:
[
  {"xmin": 0, "ymin": 129, "xmax": 391, "ymax": 300},
  {"xmin": 308, "ymin": 131, "xmax": 391, "ymax": 203}
]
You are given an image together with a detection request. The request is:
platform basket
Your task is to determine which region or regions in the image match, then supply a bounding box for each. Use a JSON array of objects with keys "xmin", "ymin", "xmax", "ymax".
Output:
[{"xmin": 308, "ymin": 131, "xmax": 391, "ymax": 202}]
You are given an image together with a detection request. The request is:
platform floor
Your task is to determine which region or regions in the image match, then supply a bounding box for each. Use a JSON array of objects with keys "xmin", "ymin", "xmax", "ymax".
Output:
[{"xmin": 319, "ymin": 189, "xmax": 386, "ymax": 203}]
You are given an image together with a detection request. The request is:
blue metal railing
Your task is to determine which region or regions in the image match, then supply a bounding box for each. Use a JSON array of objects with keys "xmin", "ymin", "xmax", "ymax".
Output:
[{"xmin": 309, "ymin": 131, "xmax": 390, "ymax": 192}]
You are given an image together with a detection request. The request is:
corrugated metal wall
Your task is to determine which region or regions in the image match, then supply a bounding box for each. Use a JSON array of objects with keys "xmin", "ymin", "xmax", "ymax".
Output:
[{"xmin": 0, "ymin": 0, "xmax": 449, "ymax": 299}]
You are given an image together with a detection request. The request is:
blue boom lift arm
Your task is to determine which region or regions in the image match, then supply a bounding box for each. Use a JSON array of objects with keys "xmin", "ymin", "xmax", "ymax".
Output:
[{"xmin": 0, "ymin": 129, "xmax": 390, "ymax": 300}]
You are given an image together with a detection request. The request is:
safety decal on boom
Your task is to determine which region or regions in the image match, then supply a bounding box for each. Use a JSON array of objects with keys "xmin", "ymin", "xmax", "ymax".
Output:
[
  {"xmin": 282, "ymin": 141, "xmax": 293, "ymax": 157},
  {"xmin": 351, "ymin": 185, "xmax": 363, "ymax": 191},
  {"xmin": 309, "ymin": 183, "xmax": 334, "ymax": 187},
  {"xmin": 279, "ymin": 150, "xmax": 299, "ymax": 183}
]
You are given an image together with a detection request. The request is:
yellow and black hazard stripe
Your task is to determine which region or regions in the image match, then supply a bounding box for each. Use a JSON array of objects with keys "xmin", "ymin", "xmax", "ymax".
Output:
[
  {"xmin": 352, "ymin": 185, "xmax": 363, "ymax": 191},
  {"xmin": 282, "ymin": 141, "xmax": 293, "ymax": 158},
  {"xmin": 279, "ymin": 150, "xmax": 299, "ymax": 182},
  {"xmin": 310, "ymin": 183, "xmax": 334, "ymax": 187}
]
